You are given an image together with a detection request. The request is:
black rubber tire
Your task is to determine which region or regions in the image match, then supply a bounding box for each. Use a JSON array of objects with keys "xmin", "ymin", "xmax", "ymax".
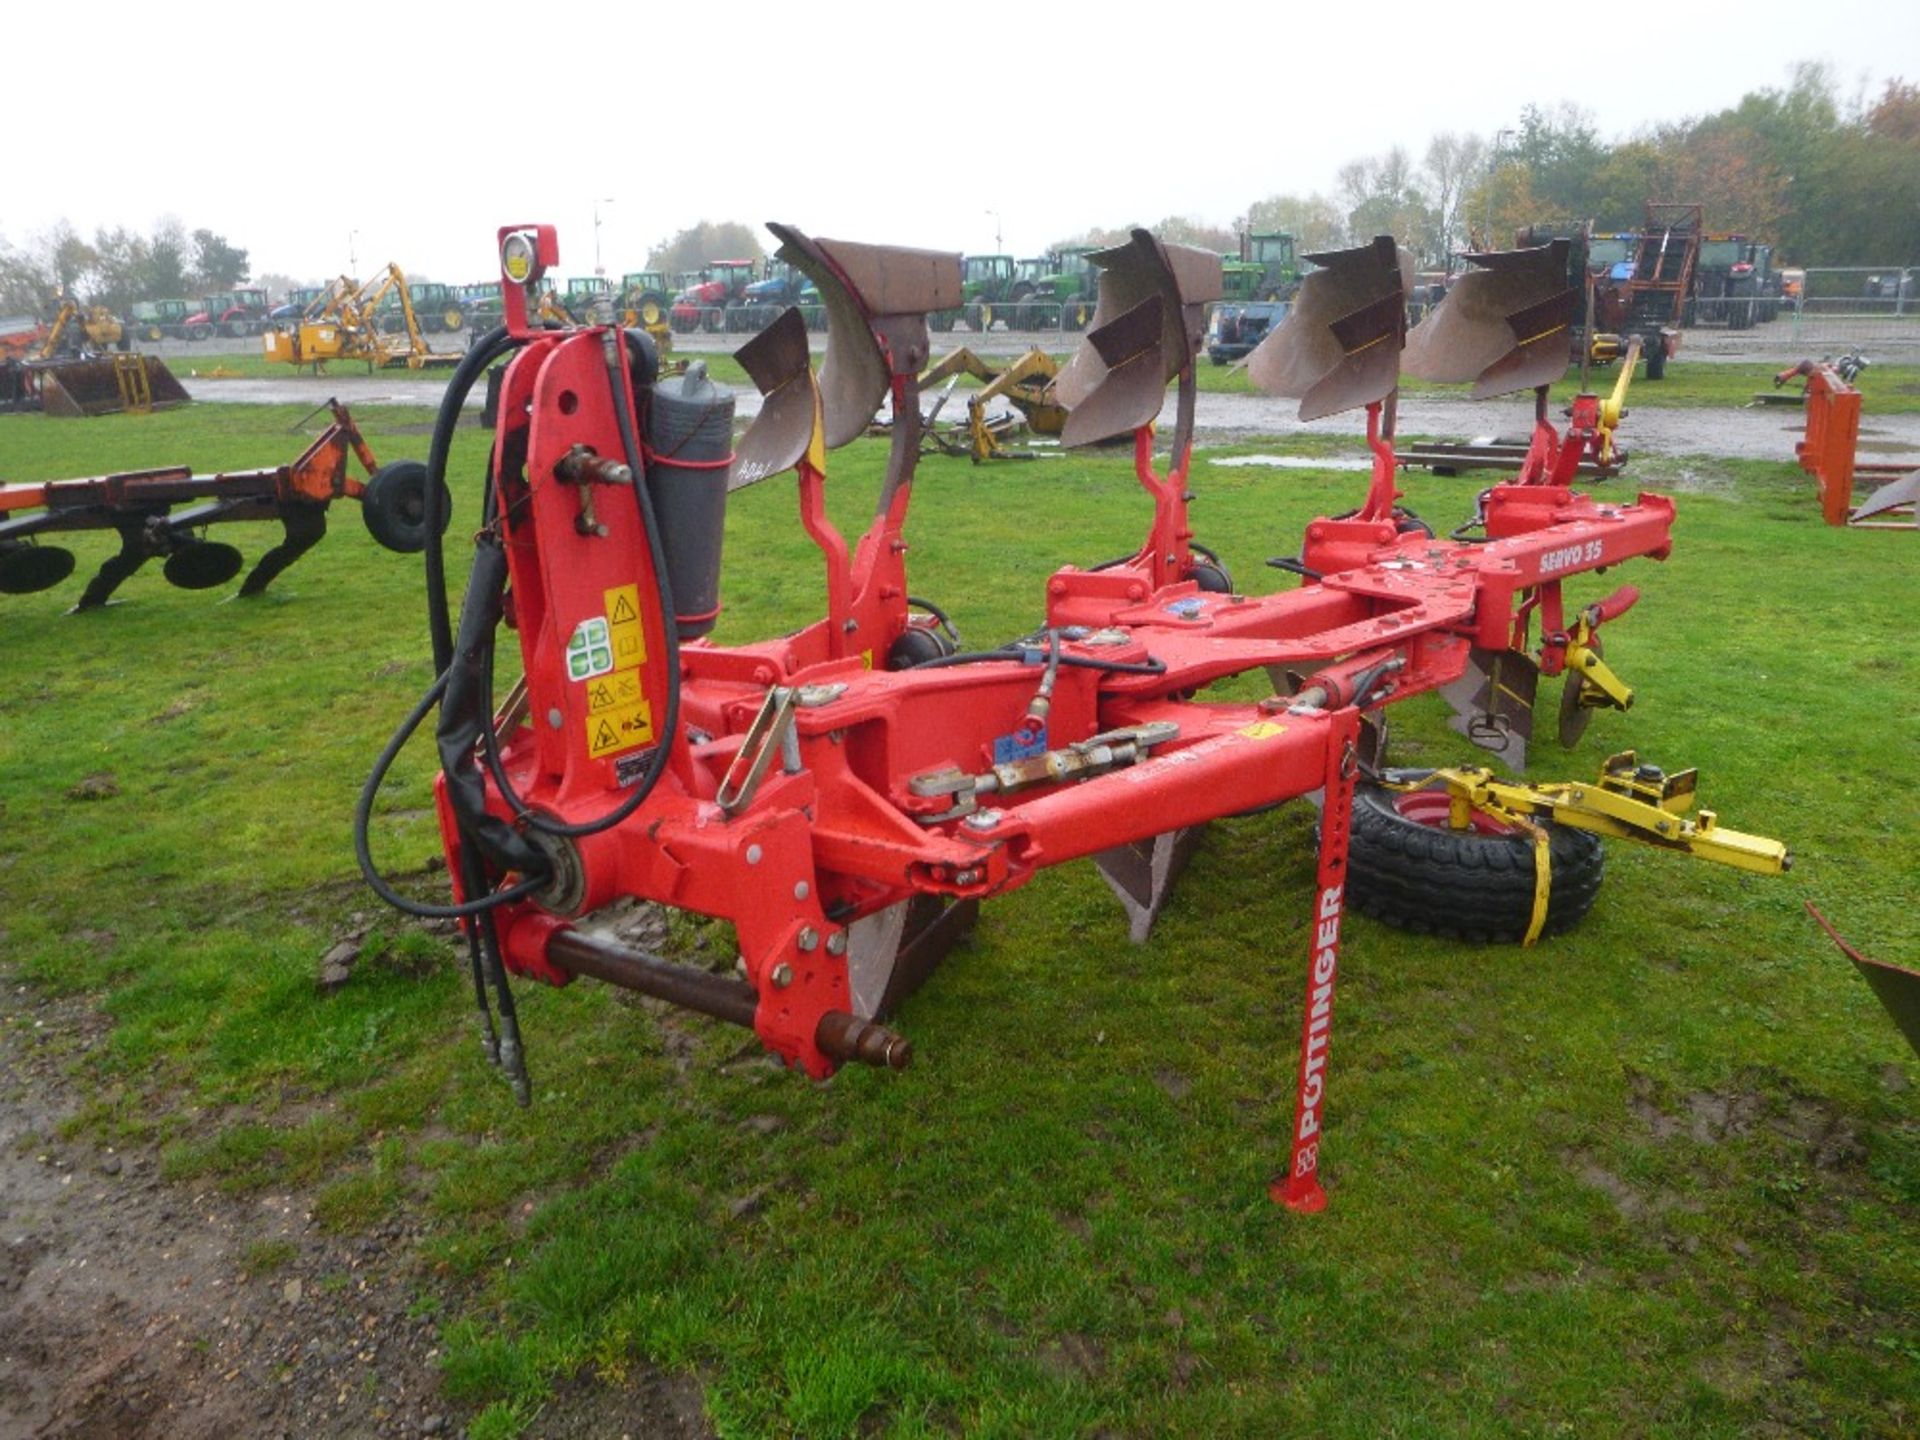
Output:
[
  {"xmin": 1346, "ymin": 782, "xmax": 1605, "ymax": 943},
  {"xmin": 361, "ymin": 460, "xmax": 451, "ymax": 555}
]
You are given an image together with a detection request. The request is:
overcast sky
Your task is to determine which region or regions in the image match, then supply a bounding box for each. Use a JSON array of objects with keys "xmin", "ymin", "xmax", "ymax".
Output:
[{"xmin": 8, "ymin": 1, "xmax": 1917, "ymax": 286}]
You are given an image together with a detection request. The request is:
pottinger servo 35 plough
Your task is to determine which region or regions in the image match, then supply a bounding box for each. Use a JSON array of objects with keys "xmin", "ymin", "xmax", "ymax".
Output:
[
  {"xmin": 0, "ymin": 402, "xmax": 445, "ymax": 608},
  {"xmin": 361, "ymin": 222, "xmax": 1786, "ymax": 1210}
]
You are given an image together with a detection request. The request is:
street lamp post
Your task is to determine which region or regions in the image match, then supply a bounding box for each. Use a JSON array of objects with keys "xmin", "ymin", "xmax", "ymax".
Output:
[
  {"xmin": 593, "ymin": 198, "xmax": 616, "ymax": 277},
  {"xmin": 985, "ymin": 209, "xmax": 1002, "ymax": 253},
  {"xmin": 349, "ymin": 229, "xmax": 360, "ymax": 275}
]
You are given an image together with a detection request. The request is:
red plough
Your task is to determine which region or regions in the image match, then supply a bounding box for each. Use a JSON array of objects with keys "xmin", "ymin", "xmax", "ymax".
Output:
[
  {"xmin": 0, "ymin": 401, "xmax": 444, "ymax": 608},
  {"xmin": 360, "ymin": 224, "xmax": 1787, "ymax": 1207}
]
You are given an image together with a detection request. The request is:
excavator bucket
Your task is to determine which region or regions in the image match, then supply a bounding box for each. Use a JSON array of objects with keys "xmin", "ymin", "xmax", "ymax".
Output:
[
  {"xmin": 1060, "ymin": 297, "xmax": 1169, "ymax": 448},
  {"xmin": 37, "ymin": 355, "xmax": 190, "ymax": 418},
  {"xmin": 1246, "ymin": 237, "xmax": 1413, "ymax": 420},
  {"xmin": 1404, "ymin": 243, "xmax": 1578, "ymax": 398},
  {"xmin": 764, "ymin": 223, "xmax": 960, "ymax": 448},
  {"xmin": 1808, "ymin": 904, "xmax": 1920, "ymax": 1057},
  {"xmin": 1056, "ymin": 229, "xmax": 1220, "ymax": 412},
  {"xmin": 731, "ymin": 307, "xmax": 823, "ymax": 490}
]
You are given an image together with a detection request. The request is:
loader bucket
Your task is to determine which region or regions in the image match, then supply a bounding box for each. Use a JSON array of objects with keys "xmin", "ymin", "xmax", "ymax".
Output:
[
  {"xmin": 1404, "ymin": 243, "xmax": 1577, "ymax": 398},
  {"xmin": 732, "ymin": 307, "xmax": 823, "ymax": 490},
  {"xmin": 37, "ymin": 355, "xmax": 190, "ymax": 418},
  {"xmin": 764, "ymin": 224, "xmax": 961, "ymax": 448},
  {"xmin": 1246, "ymin": 237, "xmax": 1413, "ymax": 420},
  {"xmin": 1808, "ymin": 904, "xmax": 1920, "ymax": 1057},
  {"xmin": 1055, "ymin": 229, "xmax": 1222, "ymax": 412}
]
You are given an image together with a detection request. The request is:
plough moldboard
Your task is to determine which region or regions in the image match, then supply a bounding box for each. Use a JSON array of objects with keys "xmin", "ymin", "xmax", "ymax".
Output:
[
  {"xmin": 359, "ymin": 223, "xmax": 1790, "ymax": 1209},
  {"xmin": 0, "ymin": 401, "xmax": 445, "ymax": 608}
]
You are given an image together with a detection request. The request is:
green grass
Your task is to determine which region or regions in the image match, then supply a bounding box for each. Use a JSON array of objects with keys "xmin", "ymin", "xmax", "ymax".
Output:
[{"xmin": 0, "ymin": 401, "xmax": 1915, "ymax": 1437}]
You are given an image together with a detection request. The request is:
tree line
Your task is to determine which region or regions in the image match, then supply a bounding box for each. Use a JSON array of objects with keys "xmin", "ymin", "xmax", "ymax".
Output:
[
  {"xmin": 0, "ymin": 219, "xmax": 251, "ymax": 317},
  {"xmin": 1058, "ymin": 65, "xmax": 1918, "ymax": 270}
]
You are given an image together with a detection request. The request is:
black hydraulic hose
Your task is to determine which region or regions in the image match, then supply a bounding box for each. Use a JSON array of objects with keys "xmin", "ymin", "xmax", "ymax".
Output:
[
  {"xmin": 424, "ymin": 324, "xmax": 519, "ymax": 672},
  {"xmin": 353, "ymin": 669, "xmax": 547, "ymax": 919},
  {"xmin": 905, "ymin": 593, "xmax": 961, "ymax": 649}
]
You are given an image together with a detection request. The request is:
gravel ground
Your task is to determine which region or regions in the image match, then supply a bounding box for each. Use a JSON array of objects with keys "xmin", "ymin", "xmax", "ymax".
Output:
[{"xmin": 170, "ymin": 367, "xmax": 1920, "ymax": 467}]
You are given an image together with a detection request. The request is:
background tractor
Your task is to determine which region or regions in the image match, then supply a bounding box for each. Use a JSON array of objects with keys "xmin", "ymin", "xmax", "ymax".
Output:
[
  {"xmin": 670, "ymin": 261, "xmax": 759, "ymax": 332},
  {"xmin": 129, "ymin": 298, "xmax": 190, "ymax": 341},
  {"xmin": 1239, "ymin": 231, "xmax": 1302, "ymax": 300},
  {"xmin": 1688, "ymin": 236, "xmax": 1780, "ymax": 327},
  {"xmin": 619, "ymin": 271, "xmax": 673, "ymax": 329},
  {"xmin": 182, "ymin": 288, "xmax": 270, "ymax": 341}
]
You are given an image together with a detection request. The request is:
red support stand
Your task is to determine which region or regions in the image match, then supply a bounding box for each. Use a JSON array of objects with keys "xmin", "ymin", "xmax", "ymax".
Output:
[{"xmin": 1273, "ymin": 707, "xmax": 1362, "ymax": 1213}]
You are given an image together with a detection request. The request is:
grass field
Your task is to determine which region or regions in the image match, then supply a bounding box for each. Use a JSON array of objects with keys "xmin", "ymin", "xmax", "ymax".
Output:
[{"xmin": 1, "ymin": 400, "xmax": 1915, "ymax": 1437}]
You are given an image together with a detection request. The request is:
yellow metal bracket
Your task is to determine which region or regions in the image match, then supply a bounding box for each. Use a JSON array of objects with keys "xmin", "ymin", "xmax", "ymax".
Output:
[{"xmin": 1381, "ymin": 749, "xmax": 1789, "ymax": 945}]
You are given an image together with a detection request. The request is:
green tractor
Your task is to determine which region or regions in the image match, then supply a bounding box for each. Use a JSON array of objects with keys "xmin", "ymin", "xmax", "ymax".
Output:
[
  {"xmin": 562, "ymin": 276, "xmax": 616, "ymax": 324},
  {"xmin": 931, "ymin": 254, "xmax": 1023, "ymax": 333},
  {"xmin": 1238, "ymin": 231, "xmax": 1301, "ymax": 300},
  {"xmin": 619, "ymin": 271, "xmax": 673, "ymax": 328},
  {"xmin": 1022, "ymin": 248, "xmax": 1099, "ymax": 332},
  {"xmin": 458, "ymin": 282, "xmax": 504, "ymax": 331},
  {"xmin": 129, "ymin": 298, "xmax": 190, "ymax": 342}
]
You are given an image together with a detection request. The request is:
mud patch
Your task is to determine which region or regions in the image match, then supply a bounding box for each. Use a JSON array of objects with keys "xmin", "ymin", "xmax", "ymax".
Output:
[
  {"xmin": 1626, "ymin": 1068, "xmax": 1867, "ymax": 1171},
  {"xmin": 513, "ymin": 1366, "xmax": 714, "ymax": 1440},
  {"xmin": 0, "ymin": 979, "xmax": 709, "ymax": 1438}
]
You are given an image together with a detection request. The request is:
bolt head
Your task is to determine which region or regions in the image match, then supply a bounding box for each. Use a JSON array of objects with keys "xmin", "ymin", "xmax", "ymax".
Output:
[
  {"xmin": 547, "ymin": 708, "xmax": 564, "ymax": 729},
  {"xmin": 746, "ymin": 844, "xmax": 763, "ymax": 865},
  {"xmin": 793, "ymin": 881, "xmax": 810, "ymax": 901},
  {"xmin": 825, "ymin": 932, "xmax": 847, "ymax": 956},
  {"xmin": 771, "ymin": 962, "xmax": 795, "ymax": 988},
  {"xmin": 797, "ymin": 927, "xmax": 819, "ymax": 952}
]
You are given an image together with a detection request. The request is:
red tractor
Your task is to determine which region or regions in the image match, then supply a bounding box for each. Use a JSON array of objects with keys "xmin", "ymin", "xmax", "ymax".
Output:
[
  {"xmin": 668, "ymin": 259, "xmax": 758, "ymax": 333},
  {"xmin": 180, "ymin": 287, "xmax": 271, "ymax": 341}
]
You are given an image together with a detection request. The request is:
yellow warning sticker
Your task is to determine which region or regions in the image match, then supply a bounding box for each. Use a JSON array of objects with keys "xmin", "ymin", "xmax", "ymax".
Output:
[
  {"xmin": 605, "ymin": 584, "xmax": 641, "ymax": 625},
  {"xmin": 604, "ymin": 584, "xmax": 646, "ymax": 666},
  {"xmin": 586, "ymin": 668, "xmax": 645, "ymax": 715},
  {"xmin": 587, "ymin": 699, "xmax": 655, "ymax": 758},
  {"xmin": 1238, "ymin": 720, "xmax": 1288, "ymax": 740}
]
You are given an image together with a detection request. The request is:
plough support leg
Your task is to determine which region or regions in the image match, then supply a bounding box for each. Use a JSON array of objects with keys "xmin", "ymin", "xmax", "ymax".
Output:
[
  {"xmin": 72, "ymin": 515, "xmax": 161, "ymax": 611},
  {"xmin": 239, "ymin": 503, "xmax": 329, "ymax": 598},
  {"xmin": 1274, "ymin": 708, "xmax": 1362, "ymax": 1213}
]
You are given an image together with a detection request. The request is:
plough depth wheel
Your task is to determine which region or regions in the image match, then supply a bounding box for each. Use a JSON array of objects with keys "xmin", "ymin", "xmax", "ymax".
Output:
[
  {"xmin": 1345, "ymin": 783, "xmax": 1605, "ymax": 943},
  {"xmin": 361, "ymin": 460, "xmax": 452, "ymax": 555}
]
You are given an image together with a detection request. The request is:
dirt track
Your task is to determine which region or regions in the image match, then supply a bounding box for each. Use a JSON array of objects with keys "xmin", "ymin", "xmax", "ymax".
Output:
[{"xmin": 0, "ymin": 985, "xmax": 711, "ymax": 1440}]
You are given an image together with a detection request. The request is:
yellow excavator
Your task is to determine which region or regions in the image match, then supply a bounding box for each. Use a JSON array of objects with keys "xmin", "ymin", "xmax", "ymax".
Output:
[
  {"xmin": 263, "ymin": 266, "xmax": 461, "ymax": 372},
  {"xmin": 913, "ymin": 347, "xmax": 1067, "ymax": 462},
  {"xmin": 39, "ymin": 299, "xmax": 129, "ymax": 359}
]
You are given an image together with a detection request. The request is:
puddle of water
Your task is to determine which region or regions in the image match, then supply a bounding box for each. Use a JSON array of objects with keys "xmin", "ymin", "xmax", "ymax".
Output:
[{"xmin": 1207, "ymin": 454, "xmax": 1374, "ymax": 471}]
